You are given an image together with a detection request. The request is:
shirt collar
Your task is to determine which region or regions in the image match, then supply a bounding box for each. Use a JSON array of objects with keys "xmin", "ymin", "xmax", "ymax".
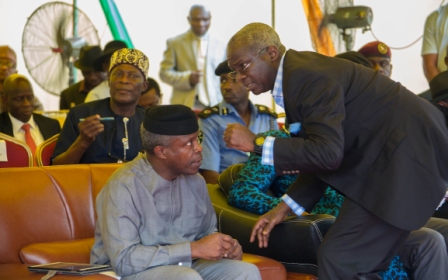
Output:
[
  {"xmin": 271, "ymin": 52, "xmax": 286, "ymax": 109},
  {"xmin": 79, "ymin": 80, "xmax": 88, "ymax": 93},
  {"xmin": 9, "ymin": 113, "xmax": 37, "ymax": 133},
  {"xmin": 219, "ymin": 99, "xmax": 256, "ymax": 117},
  {"xmin": 190, "ymin": 30, "xmax": 209, "ymax": 41}
]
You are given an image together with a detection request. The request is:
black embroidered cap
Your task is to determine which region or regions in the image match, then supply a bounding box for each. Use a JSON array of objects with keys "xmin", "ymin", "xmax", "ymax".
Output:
[{"xmin": 143, "ymin": 105, "xmax": 199, "ymax": 135}]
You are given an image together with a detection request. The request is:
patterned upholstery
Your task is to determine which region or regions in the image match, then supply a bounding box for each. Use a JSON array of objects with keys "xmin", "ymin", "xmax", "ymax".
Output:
[
  {"xmin": 41, "ymin": 110, "xmax": 68, "ymax": 128},
  {"xmin": 0, "ymin": 132, "xmax": 33, "ymax": 168},
  {"xmin": 35, "ymin": 133, "xmax": 59, "ymax": 167}
]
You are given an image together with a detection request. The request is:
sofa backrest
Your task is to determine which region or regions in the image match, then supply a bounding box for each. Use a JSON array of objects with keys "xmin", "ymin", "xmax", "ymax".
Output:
[{"xmin": 0, "ymin": 164, "xmax": 121, "ymax": 264}]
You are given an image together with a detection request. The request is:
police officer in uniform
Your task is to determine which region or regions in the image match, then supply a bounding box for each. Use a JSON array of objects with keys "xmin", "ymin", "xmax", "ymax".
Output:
[{"xmin": 198, "ymin": 60, "xmax": 278, "ymax": 184}]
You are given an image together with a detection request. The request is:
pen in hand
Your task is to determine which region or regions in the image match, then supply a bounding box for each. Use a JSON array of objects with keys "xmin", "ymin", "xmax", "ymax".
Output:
[{"xmin": 79, "ymin": 117, "xmax": 115, "ymax": 121}]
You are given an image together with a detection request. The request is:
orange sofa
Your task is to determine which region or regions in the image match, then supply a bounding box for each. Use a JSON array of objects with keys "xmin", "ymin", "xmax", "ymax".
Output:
[{"xmin": 0, "ymin": 164, "xmax": 318, "ymax": 280}]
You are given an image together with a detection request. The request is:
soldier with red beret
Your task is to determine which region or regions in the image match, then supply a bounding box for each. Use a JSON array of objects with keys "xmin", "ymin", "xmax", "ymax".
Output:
[{"xmin": 358, "ymin": 41, "xmax": 393, "ymax": 78}]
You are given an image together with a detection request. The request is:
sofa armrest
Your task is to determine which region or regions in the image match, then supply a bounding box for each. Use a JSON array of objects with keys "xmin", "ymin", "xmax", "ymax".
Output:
[
  {"xmin": 207, "ymin": 184, "xmax": 334, "ymax": 275},
  {"xmin": 20, "ymin": 238, "xmax": 94, "ymax": 265}
]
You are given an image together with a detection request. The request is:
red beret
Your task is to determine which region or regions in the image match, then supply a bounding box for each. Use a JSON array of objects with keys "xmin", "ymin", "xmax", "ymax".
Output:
[{"xmin": 358, "ymin": 41, "xmax": 391, "ymax": 59}]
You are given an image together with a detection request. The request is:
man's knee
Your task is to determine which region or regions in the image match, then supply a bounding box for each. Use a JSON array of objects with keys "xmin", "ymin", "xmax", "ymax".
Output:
[
  {"xmin": 129, "ymin": 266, "xmax": 202, "ymax": 280},
  {"xmin": 239, "ymin": 262, "xmax": 261, "ymax": 279},
  {"xmin": 414, "ymin": 228, "xmax": 444, "ymax": 250}
]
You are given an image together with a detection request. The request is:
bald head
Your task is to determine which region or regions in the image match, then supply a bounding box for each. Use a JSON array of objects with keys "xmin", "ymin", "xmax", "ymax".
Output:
[
  {"xmin": 227, "ymin": 22, "xmax": 286, "ymax": 58},
  {"xmin": 188, "ymin": 5, "xmax": 211, "ymax": 36},
  {"xmin": 4, "ymin": 74, "xmax": 34, "ymax": 123},
  {"xmin": 226, "ymin": 23, "xmax": 285, "ymax": 95},
  {"xmin": 3, "ymin": 74, "xmax": 32, "ymax": 96},
  {"xmin": 189, "ymin": 4, "xmax": 209, "ymax": 14}
]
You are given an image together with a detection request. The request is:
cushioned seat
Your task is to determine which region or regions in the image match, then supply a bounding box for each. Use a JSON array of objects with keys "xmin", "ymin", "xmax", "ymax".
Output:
[
  {"xmin": 209, "ymin": 163, "xmax": 335, "ymax": 277},
  {"xmin": 0, "ymin": 164, "xmax": 302, "ymax": 280}
]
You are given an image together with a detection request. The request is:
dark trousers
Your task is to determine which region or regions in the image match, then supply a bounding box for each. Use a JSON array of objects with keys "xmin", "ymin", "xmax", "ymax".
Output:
[{"xmin": 317, "ymin": 197, "xmax": 410, "ymax": 280}]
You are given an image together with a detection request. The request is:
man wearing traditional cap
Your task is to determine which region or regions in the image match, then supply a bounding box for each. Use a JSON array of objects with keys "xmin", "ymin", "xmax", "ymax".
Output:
[
  {"xmin": 52, "ymin": 48, "xmax": 148, "ymax": 164},
  {"xmin": 59, "ymin": 45, "xmax": 105, "ymax": 109},
  {"xmin": 0, "ymin": 45, "xmax": 44, "ymax": 113},
  {"xmin": 91, "ymin": 104, "xmax": 261, "ymax": 280},
  {"xmin": 223, "ymin": 22, "xmax": 448, "ymax": 279},
  {"xmin": 198, "ymin": 60, "xmax": 278, "ymax": 184},
  {"xmin": 358, "ymin": 41, "xmax": 393, "ymax": 78},
  {"xmin": 84, "ymin": 40, "xmax": 128, "ymax": 103},
  {"xmin": 0, "ymin": 74, "xmax": 60, "ymax": 157}
]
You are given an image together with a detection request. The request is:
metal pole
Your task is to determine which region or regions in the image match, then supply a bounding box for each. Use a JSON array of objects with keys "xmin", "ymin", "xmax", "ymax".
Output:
[
  {"xmin": 271, "ymin": 0, "xmax": 277, "ymax": 112},
  {"xmin": 70, "ymin": 0, "xmax": 78, "ymax": 84},
  {"xmin": 73, "ymin": 0, "xmax": 78, "ymax": 37},
  {"xmin": 99, "ymin": 0, "xmax": 134, "ymax": 48}
]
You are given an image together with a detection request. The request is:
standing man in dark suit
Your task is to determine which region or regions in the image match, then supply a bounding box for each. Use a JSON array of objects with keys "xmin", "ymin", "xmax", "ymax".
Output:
[
  {"xmin": 223, "ymin": 22, "xmax": 448, "ymax": 279},
  {"xmin": 0, "ymin": 74, "xmax": 60, "ymax": 153}
]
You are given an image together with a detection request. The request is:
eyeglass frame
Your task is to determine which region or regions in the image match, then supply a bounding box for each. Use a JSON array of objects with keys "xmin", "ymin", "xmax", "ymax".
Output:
[
  {"xmin": 0, "ymin": 60, "xmax": 16, "ymax": 68},
  {"xmin": 197, "ymin": 130, "xmax": 203, "ymax": 145},
  {"xmin": 228, "ymin": 47, "xmax": 268, "ymax": 80}
]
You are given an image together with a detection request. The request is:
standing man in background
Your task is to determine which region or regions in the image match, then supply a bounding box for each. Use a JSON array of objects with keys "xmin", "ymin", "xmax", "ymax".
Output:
[
  {"xmin": 421, "ymin": 3, "xmax": 448, "ymax": 83},
  {"xmin": 159, "ymin": 5, "xmax": 226, "ymax": 110}
]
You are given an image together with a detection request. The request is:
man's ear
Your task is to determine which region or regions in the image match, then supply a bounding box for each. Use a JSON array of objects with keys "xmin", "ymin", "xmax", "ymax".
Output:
[
  {"xmin": 153, "ymin": 146, "xmax": 167, "ymax": 159},
  {"xmin": 266, "ymin": 45, "xmax": 279, "ymax": 62}
]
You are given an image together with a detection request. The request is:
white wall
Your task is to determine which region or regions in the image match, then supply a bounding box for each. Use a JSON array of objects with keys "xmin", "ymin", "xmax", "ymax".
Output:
[{"xmin": 0, "ymin": 0, "xmax": 444, "ymax": 112}]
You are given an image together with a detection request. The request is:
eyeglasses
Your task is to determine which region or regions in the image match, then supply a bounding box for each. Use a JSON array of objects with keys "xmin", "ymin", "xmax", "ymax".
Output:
[
  {"xmin": 228, "ymin": 47, "xmax": 268, "ymax": 80},
  {"xmin": 197, "ymin": 130, "xmax": 203, "ymax": 145},
  {"xmin": 0, "ymin": 61, "xmax": 15, "ymax": 68}
]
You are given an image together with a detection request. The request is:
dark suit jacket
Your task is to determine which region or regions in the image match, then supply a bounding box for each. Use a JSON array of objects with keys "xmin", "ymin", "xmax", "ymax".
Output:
[
  {"xmin": 0, "ymin": 112, "xmax": 61, "ymax": 140},
  {"xmin": 59, "ymin": 81, "xmax": 87, "ymax": 110},
  {"xmin": 275, "ymin": 50, "xmax": 448, "ymax": 231}
]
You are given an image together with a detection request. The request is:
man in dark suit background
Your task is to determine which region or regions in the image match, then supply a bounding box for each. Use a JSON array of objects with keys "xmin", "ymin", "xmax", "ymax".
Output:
[
  {"xmin": 223, "ymin": 22, "xmax": 448, "ymax": 279},
  {"xmin": 0, "ymin": 74, "xmax": 60, "ymax": 153},
  {"xmin": 59, "ymin": 45, "xmax": 105, "ymax": 110}
]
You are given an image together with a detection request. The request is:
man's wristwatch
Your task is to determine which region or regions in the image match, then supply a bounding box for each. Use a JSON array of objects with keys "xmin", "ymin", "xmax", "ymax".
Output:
[{"xmin": 253, "ymin": 135, "xmax": 265, "ymax": 155}]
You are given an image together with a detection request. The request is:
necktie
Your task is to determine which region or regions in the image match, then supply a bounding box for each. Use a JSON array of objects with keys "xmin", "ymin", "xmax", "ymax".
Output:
[
  {"xmin": 196, "ymin": 38, "xmax": 209, "ymax": 106},
  {"xmin": 22, "ymin": 123, "xmax": 36, "ymax": 154}
]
